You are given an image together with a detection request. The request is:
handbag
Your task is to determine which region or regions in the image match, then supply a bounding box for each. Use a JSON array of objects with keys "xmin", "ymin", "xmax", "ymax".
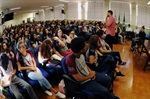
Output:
[{"xmin": 48, "ymin": 59, "xmax": 61, "ymax": 66}]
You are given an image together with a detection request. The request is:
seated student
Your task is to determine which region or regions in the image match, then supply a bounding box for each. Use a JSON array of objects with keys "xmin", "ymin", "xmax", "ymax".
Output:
[
  {"xmin": 97, "ymin": 30, "xmax": 126, "ymax": 65},
  {"xmin": 86, "ymin": 35, "xmax": 124, "ymax": 76},
  {"xmin": 115, "ymin": 24, "xmax": 124, "ymax": 44},
  {"xmin": 66, "ymin": 30, "xmax": 77, "ymax": 44},
  {"xmin": 1, "ymin": 42, "xmax": 14, "ymax": 59},
  {"xmin": 66, "ymin": 37, "xmax": 120, "ymax": 99},
  {"xmin": 131, "ymin": 26, "xmax": 146, "ymax": 51},
  {"xmin": 0, "ymin": 54, "xmax": 38, "ymax": 99},
  {"xmin": 38, "ymin": 39, "xmax": 63, "ymax": 73},
  {"xmin": 16, "ymin": 42, "xmax": 66, "ymax": 98},
  {"xmin": 54, "ymin": 29, "xmax": 72, "ymax": 56},
  {"xmin": 126, "ymin": 24, "xmax": 133, "ymax": 39},
  {"xmin": 134, "ymin": 26, "xmax": 139, "ymax": 37},
  {"xmin": 93, "ymin": 23, "xmax": 100, "ymax": 34}
]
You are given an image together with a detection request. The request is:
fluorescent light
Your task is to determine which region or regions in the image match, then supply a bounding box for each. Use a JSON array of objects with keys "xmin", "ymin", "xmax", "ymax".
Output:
[
  {"xmin": 59, "ymin": 0, "xmax": 69, "ymax": 3},
  {"xmin": 147, "ymin": 1, "xmax": 150, "ymax": 5},
  {"xmin": 41, "ymin": 6, "xmax": 49, "ymax": 8},
  {"xmin": 10, "ymin": 7, "xmax": 21, "ymax": 11}
]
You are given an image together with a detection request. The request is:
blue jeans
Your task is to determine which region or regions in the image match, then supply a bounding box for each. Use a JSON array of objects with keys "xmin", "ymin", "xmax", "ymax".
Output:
[
  {"xmin": 103, "ymin": 51, "xmax": 122, "ymax": 64},
  {"xmin": 81, "ymin": 73, "xmax": 115, "ymax": 99},
  {"xmin": 9, "ymin": 75, "xmax": 38, "ymax": 99},
  {"xmin": 28, "ymin": 68, "xmax": 51, "ymax": 90},
  {"xmin": 131, "ymin": 38, "xmax": 139, "ymax": 48},
  {"xmin": 46, "ymin": 64, "xmax": 62, "ymax": 74}
]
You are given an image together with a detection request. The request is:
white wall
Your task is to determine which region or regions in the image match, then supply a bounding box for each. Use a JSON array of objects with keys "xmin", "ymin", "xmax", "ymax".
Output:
[{"xmin": 4, "ymin": 13, "xmax": 34, "ymax": 27}]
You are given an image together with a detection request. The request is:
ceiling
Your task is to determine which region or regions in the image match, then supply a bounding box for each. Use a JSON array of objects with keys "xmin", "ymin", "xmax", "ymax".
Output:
[{"xmin": 0, "ymin": 0, "xmax": 149, "ymax": 14}]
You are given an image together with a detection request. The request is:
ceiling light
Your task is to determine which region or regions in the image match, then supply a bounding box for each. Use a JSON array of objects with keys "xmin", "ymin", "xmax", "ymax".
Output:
[
  {"xmin": 59, "ymin": 0, "xmax": 69, "ymax": 3},
  {"xmin": 41, "ymin": 6, "xmax": 49, "ymax": 8},
  {"xmin": 147, "ymin": 1, "xmax": 150, "ymax": 5},
  {"xmin": 10, "ymin": 7, "xmax": 21, "ymax": 11}
]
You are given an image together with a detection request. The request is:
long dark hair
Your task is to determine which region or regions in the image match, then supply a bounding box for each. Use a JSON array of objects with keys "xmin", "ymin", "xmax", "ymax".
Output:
[
  {"xmin": 16, "ymin": 42, "xmax": 24, "ymax": 66},
  {"xmin": 1, "ymin": 42, "xmax": 9, "ymax": 53},
  {"xmin": 40, "ymin": 39, "xmax": 52, "ymax": 58},
  {"xmin": 1, "ymin": 54, "xmax": 9, "ymax": 70},
  {"xmin": 88, "ymin": 35, "xmax": 99, "ymax": 49}
]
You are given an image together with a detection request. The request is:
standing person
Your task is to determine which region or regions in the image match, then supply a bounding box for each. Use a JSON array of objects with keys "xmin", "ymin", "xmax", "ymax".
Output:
[{"xmin": 105, "ymin": 10, "xmax": 116, "ymax": 49}]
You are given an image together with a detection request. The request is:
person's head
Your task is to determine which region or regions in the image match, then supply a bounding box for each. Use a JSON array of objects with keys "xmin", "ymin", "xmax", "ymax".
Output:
[
  {"xmin": 136, "ymin": 26, "xmax": 138, "ymax": 29},
  {"xmin": 33, "ymin": 33, "xmax": 37, "ymax": 39},
  {"xmin": 89, "ymin": 22, "xmax": 93, "ymax": 27},
  {"xmin": 9, "ymin": 33, "xmax": 14, "ymax": 38},
  {"xmin": 57, "ymin": 29, "xmax": 63, "ymax": 38},
  {"xmin": 128, "ymin": 24, "xmax": 131, "ymax": 27},
  {"xmin": 17, "ymin": 42, "xmax": 26, "ymax": 54},
  {"xmin": 71, "ymin": 37, "xmax": 87, "ymax": 58},
  {"xmin": 36, "ymin": 28, "xmax": 40, "ymax": 33},
  {"xmin": 97, "ymin": 30, "xmax": 105, "ymax": 39},
  {"xmin": 45, "ymin": 28, "xmax": 49, "ymax": 34},
  {"xmin": 24, "ymin": 30, "xmax": 28, "ymax": 36},
  {"xmin": 88, "ymin": 35, "xmax": 99, "ymax": 49},
  {"xmin": 40, "ymin": 39, "xmax": 53, "ymax": 58},
  {"xmin": 83, "ymin": 21, "xmax": 86, "ymax": 26},
  {"xmin": 141, "ymin": 26, "xmax": 145, "ymax": 32},
  {"xmin": 1, "ymin": 42, "xmax": 8, "ymax": 52},
  {"xmin": 95, "ymin": 23, "xmax": 99, "ymax": 28},
  {"xmin": 69, "ymin": 30, "xmax": 76, "ymax": 38},
  {"xmin": 17, "ymin": 36, "xmax": 22, "ymax": 42},
  {"xmin": 107, "ymin": 10, "xmax": 113, "ymax": 16}
]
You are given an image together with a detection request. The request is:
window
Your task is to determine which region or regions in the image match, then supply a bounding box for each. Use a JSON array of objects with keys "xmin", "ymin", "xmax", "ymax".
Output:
[
  {"xmin": 45, "ymin": 9, "xmax": 53, "ymax": 20},
  {"xmin": 39, "ymin": 10, "xmax": 44, "ymax": 21},
  {"xmin": 86, "ymin": 1, "xmax": 104, "ymax": 21},
  {"xmin": 137, "ymin": 4, "xmax": 150, "ymax": 29},
  {"xmin": 54, "ymin": 4, "xmax": 64, "ymax": 20},
  {"xmin": 67, "ymin": 3, "xmax": 81, "ymax": 20},
  {"xmin": 110, "ymin": 1, "xmax": 131, "ymax": 24}
]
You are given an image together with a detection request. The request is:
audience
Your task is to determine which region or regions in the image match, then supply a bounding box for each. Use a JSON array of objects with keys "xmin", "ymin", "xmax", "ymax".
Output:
[
  {"xmin": 38, "ymin": 39, "xmax": 63, "ymax": 73},
  {"xmin": 131, "ymin": 26, "xmax": 146, "ymax": 51},
  {"xmin": 16, "ymin": 42, "xmax": 66, "ymax": 98},
  {"xmin": 55, "ymin": 29, "xmax": 72, "ymax": 56},
  {"xmin": 66, "ymin": 37, "xmax": 120, "ymax": 99},
  {"xmin": 0, "ymin": 19, "xmax": 144, "ymax": 98},
  {"xmin": 97, "ymin": 30, "xmax": 126, "ymax": 66},
  {"xmin": 0, "ymin": 54, "xmax": 38, "ymax": 99}
]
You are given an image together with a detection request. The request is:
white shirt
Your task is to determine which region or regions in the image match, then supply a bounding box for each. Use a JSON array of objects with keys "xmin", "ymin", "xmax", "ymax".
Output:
[
  {"xmin": 134, "ymin": 28, "xmax": 139, "ymax": 34},
  {"xmin": 126, "ymin": 27, "xmax": 132, "ymax": 32}
]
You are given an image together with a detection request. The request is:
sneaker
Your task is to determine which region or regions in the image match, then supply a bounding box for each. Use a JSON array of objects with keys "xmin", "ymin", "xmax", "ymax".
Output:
[
  {"xmin": 114, "ymin": 96, "xmax": 120, "ymax": 99},
  {"xmin": 56, "ymin": 92, "xmax": 66, "ymax": 98},
  {"xmin": 116, "ymin": 72, "xmax": 125, "ymax": 77},
  {"xmin": 44, "ymin": 90, "xmax": 52, "ymax": 96}
]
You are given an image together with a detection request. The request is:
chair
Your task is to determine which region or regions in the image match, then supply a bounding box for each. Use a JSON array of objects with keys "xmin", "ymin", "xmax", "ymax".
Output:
[
  {"xmin": 61, "ymin": 55, "xmax": 95, "ymax": 99},
  {"xmin": 133, "ymin": 40, "xmax": 145, "ymax": 55}
]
